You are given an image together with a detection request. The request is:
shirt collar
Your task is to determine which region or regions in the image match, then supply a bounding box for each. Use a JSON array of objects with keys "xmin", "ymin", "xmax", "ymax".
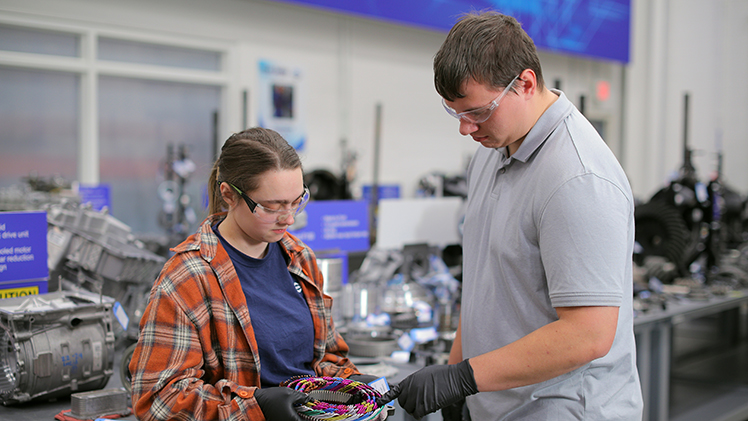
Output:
[{"xmin": 507, "ymin": 89, "xmax": 572, "ymax": 163}]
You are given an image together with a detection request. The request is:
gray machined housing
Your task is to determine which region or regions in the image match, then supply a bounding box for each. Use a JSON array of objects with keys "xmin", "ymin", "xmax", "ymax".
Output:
[{"xmin": 0, "ymin": 290, "xmax": 115, "ymax": 404}]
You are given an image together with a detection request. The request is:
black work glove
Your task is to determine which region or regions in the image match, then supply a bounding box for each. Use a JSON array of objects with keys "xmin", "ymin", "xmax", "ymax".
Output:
[
  {"xmin": 393, "ymin": 359, "xmax": 478, "ymax": 419},
  {"xmin": 254, "ymin": 387, "xmax": 310, "ymax": 421},
  {"xmin": 349, "ymin": 373, "xmax": 379, "ymax": 385},
  {"xmin": 440, "ymin": 398, "xmax": 466, "ymax": 421}
]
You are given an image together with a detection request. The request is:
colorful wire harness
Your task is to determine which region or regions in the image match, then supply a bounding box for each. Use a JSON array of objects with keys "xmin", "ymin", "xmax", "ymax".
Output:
[{"xmin": 280, "ymin": 376, "xmax": 389, "ymax": 421}]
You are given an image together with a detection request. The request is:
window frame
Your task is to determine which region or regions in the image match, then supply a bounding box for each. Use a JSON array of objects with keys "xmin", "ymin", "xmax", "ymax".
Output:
[{"xmin": 0, "ymin": 15, "xmax": 237, "ymax": 184}]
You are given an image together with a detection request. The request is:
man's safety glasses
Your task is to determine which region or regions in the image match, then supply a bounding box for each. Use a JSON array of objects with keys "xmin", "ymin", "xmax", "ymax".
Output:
[{"xmin": 442, "ymin": 74, "xmax": 521, "ymax": 124}]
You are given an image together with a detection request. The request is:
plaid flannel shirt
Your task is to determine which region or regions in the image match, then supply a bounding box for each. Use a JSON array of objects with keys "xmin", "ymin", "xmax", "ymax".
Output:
[{"xmin": 130, "ymin": 213, "xmax": 357, "ymax": 421}]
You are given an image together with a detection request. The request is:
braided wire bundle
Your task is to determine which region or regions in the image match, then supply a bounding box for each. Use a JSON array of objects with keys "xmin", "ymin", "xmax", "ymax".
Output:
[{"xmin": 280, "ymin": 376, "xmax": 388, "ymax": 421}]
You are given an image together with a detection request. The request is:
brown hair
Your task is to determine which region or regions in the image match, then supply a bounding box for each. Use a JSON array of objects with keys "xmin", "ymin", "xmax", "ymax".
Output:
[
  {"xmin": 434, "ymin": 11, "xmax": 544, "ymax": 101},
  {"xmin": 207, "ymin": 127, "xmax": 302, "ymax": 215}
]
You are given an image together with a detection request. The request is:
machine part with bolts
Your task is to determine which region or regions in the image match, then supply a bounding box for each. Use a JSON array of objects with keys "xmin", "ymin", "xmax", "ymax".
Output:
[
  {"xmin": 46, "ymin": 201, "xmax": 165, "ymax": 340},
  {"xmin": 0, "ymin": 290, "xmax": 116, "ymax": 405}
]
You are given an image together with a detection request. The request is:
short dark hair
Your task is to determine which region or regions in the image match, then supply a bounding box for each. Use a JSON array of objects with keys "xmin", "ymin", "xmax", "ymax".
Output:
[
  {"xmin": 207, "ymin": 127, "xmax": 302, "ymax": 214},
  {"xmin": 434, "ymin": 11, "xmax": 545, "ymax": 101}
]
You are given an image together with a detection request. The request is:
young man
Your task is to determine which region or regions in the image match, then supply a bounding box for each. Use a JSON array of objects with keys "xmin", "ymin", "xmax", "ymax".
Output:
[{"xmin": 386, "ymin": 11, "xmax": 643, "ymax": 420}]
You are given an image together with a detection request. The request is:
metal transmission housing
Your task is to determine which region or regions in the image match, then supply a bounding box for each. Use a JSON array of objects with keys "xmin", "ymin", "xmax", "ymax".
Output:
[
  {"xmin": 45, "ymin": 202, "xmax": 166, "ymax": 340},
  {"xmin": 0, "ymin": 290, "xmax": 115, "ymax": 404}
]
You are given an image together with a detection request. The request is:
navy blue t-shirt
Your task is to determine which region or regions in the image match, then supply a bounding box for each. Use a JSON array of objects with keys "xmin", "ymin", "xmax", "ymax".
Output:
[{"xmin": 213, "ymin": 225, "xmax": 315, "ymax": 386}]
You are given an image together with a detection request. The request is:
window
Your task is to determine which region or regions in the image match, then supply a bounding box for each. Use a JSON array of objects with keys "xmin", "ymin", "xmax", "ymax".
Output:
[
  {"xmin": 0, "ymin": 66, "xmax": 79, "ymax": 188},
  {"xmin": 0, "ymin": 19, "xmax": 230, "ymax": 236},
  {"xmin": 98, "ymin": 76, "xmax": 220, "ymax": 233},
  {"xmin": 0, "ymin": 24, "xmax": 79, "ymax": 57},
  {"xmin": 98, "ymin": 37, "xmax": 221, "ymax": 71}
]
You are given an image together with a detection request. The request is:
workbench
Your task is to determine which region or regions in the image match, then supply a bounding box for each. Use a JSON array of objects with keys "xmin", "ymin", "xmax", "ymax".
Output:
[
  {"xmin": 1, "ymin": 290, "xmax": 746, "ymax": 421},
  {"xmin": 634, "ymin": 290, "xmax": 748, "ymax": 421}
]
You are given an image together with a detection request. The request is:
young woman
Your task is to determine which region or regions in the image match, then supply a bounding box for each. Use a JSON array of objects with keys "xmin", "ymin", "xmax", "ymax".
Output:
[{"xmin": 130, "ymin": 127, "xmax": 372, "ymax": 421}]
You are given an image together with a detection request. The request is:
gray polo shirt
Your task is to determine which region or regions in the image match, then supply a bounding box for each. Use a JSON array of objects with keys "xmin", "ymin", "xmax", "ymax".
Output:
[{"xmin": 461, "ymin": 91, "xmax": 643, "ymax": 420}]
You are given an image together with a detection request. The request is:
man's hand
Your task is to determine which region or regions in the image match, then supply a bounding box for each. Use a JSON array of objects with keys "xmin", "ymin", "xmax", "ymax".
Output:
[
  {"xmin": 395, "ymin": 360, "xmax": 478, "ymax": 419},
  {"xmin": 254, "ymin": 387, "xmax": 310, "ymax": 421}
]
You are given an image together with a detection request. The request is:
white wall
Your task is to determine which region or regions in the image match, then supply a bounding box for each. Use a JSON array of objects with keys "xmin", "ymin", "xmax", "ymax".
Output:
[
  {"xmin": 2, "ymin": 0, "xmax": 747, "ymax": 201},
  {"xmin": 624, "ymin": 0, "xmax": 748, "ymax": 200}
]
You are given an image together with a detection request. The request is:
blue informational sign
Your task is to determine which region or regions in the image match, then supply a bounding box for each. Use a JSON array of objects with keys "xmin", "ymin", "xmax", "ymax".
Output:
[
  {"xmin": 289, "ymin": 200, "xmax": 369, "ymax": 253},
  {"xmin": 274, "ymin": 0, "xmax": 631, "ymax": 63},
  {"xmin": 361, "ymin": 184, "xmax": 401, "ymax": 203},
  {"xmin": 0, "ymin": 211, "xmax": 49, "ymax": 286},
  {"xmin": 78, "ymin": 184, "xmax": 111, "ymax": 212}
]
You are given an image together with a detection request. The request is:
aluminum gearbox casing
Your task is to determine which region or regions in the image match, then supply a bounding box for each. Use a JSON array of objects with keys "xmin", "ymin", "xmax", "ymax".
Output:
[
  {"xmin": 0, "ymin": 290, "xmax": 116, "ymax": 404},
  {"xmin": 45, "ymin": 202, "xmax": 166, "ymax": 340}
]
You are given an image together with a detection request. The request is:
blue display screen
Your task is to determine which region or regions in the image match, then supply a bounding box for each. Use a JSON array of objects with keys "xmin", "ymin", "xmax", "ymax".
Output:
[{"xmin": 274, "ymin": 0, "xmax": 630, "ymax": 63}]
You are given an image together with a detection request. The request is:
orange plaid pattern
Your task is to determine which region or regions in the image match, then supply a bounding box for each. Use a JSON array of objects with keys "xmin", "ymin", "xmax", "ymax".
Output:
[{"xmin": 129, "ymin": 213, "xmax": 357, "ymax": 420}]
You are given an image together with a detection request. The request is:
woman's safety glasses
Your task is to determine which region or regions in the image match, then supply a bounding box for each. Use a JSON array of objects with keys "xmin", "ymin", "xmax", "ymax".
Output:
[{"xmin": 228, "ymin": 182, "xmax": 310, "ymax": 223}]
